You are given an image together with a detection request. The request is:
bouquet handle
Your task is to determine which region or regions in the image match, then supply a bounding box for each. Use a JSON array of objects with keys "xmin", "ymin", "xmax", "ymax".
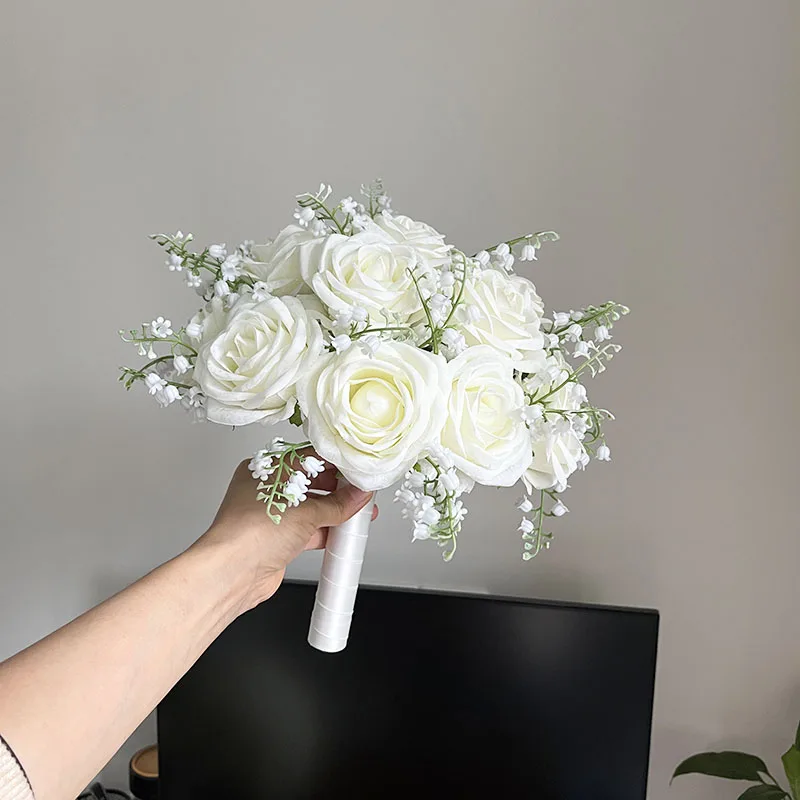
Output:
[{"xmin": 307, "ymin": 479, "xmax": 375, "ymax": 653}]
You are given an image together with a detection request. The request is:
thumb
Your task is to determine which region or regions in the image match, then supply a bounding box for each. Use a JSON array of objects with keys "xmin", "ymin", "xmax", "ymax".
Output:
[{"xmin": 303, "ymin": 483, "xmax": 374, "ymax": 529}]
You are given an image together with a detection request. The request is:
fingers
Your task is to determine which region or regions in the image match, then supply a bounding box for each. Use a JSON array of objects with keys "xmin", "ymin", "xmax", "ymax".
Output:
[
  {"xmin": 301, "ymin": 483, "xmax": 374, "ymax": 529},
  {"xmin": 304, "ymin": 529, "xmax": 328, "ymax": 551},
  {"xmin": 309, "ymin": 467, "xmax": 338, "ymax": 493},
  {"xmin": 303, "ymin": 503, "xmax": 380, "ymax": 550}
]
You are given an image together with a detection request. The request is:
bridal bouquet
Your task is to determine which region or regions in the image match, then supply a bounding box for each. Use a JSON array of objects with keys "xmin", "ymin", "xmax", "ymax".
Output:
[{"xmin": 120, "ymin": 180, "xmax": 627, "ymax": 652}]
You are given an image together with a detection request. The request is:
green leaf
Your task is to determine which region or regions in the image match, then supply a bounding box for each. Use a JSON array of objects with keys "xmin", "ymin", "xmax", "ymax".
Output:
[
  {"xmin": 737, "ymin": 786, "xmax": 789, "ymax": 799},
  {"xmin": 288, "ymin": 405, "xmax": 304, "ymax": 427},
  {"xmin": 782, "ymin": 745, "xmax": 800, "ymax": 800},
  {"xmin": 673, "ymin": 752, "xmax": 768, "ymax": 782},
  {"xmin": 795, "ymin": 720, "xmax": 800, "ymax": 752}
]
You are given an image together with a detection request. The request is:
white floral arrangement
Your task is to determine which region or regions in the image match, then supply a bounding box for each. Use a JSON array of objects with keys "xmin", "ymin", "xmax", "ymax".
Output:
[{"xmin": 120, "ymin": 180, "xmax": 627, "ymax": 651}]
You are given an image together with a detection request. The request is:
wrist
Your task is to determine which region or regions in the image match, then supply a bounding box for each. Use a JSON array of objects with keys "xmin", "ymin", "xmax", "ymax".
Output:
[{"xmin": 183, "ymin": 533, "xmax": 260, "ymax": 629}]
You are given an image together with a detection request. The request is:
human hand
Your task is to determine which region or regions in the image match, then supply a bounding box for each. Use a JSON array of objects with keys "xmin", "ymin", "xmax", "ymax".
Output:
[{"xmin": 194, "ymin": 457, "xmax": 377, "ymax": 614}]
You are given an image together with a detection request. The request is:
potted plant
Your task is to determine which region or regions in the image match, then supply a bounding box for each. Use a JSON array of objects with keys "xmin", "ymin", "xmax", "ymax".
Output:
[{"xmin": 673, "ymin": 721, "xmax": 800, "ymax": 798}]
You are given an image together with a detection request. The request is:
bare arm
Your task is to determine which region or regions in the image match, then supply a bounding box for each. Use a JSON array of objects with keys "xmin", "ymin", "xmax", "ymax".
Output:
[{"xmin": 0, "ymin": 461, "xmax": 373, "ymax": 800}]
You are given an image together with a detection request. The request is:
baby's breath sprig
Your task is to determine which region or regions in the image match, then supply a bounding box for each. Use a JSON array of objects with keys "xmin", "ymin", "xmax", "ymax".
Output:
[
  {"xmin": 474, "ymin": 230, "xmax": 560, "ymax": 269},
  {"xmin": 518, "ymin": 490, "xmax": 558, "ymax": 560},
  {"xmin": 394, "ymin": 451, "xmax": 467, "ymax": 562},
  {"xmin": 118, "ymin": 322, "xmax": 198, "ymax": 393},
  {"xmin": 119, "ymin": 324, "xmax": 197, "ymax": 356},
  {"xmin": 149, "ymin": 231, "xmax": 256, "ymax": 300},
  {"xmin": 419, "ymin": 249, "xmax": 472, "ymax": 353},
  {"xmin": 295, "ymin": 184, "xmax": 349, "ymax": 235},
  {"xmin": 406, "ymin": 265, "xmax": 439, "ymax": 353},
  {"xmin": 360, "ymin": 178, "xmax": 390, "ymax": 218},
  {"xmin": 249, "ymin": 439, "xmax": 320, "ymax": 524},
  {"xmin": 150, "ymin": 231, "xmax": 219, "ymax": 275},
  {"xmin": 484, "ymin": 230, "xmax": 560, "ymax": 257},
  {"xmin": 117, "ymin": 366, "xmax": 192, "ymax": 392},
  {"xmin": 545, "ymin": 301, "xmax": 629, "ymax": 338}
]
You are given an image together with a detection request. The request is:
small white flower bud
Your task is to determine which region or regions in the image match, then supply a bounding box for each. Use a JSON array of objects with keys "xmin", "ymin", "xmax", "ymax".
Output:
[
  {"xmin": 517, "ymin": 496, "xmax": 534, "ymax": 513},
  {"xmin": 331, "ymin": 334, "xmax": 352, "ymax": 354},
  {"xmin": 166, "ymin": 253, "xmax": 184, "ymax": 272},
  {"xmin": 595, "ymin": 325, "xmax": 611, "ymax": 342},
  {"xmin": 566, "ymin": 323, "xmax": 583, "ymax": 341},
  {"xmin": 573, "ymin": 341, "xmax": 590, "ymax": 358},
  {"xmin": 551, "ymin": 500, "xmax": 569, "ymax": 517},
  {"xmin": 351, "ymin": 306, "xmax": 368, "ymax": 324},
  {"xmin": 358, "ymin": 333, "xmax": 380, "ymax": 357},
  {"xmin": 553, "ymin": 312, "xmax": 570, "ymax": 327},
  {"xmin": 173, "ymin": 355, "xmax": 191, "ymax": 374}
]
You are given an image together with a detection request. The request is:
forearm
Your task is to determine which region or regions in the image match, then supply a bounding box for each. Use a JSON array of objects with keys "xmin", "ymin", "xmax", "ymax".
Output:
[{"xmin": 0, "ymin": 538, "xmax": 250, "ymax": 800}]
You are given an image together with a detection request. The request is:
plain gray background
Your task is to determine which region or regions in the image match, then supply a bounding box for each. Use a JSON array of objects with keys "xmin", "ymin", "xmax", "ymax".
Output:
[{"xmin": 2, "ymin": 1, "xmax": 798, "ymax": 797}]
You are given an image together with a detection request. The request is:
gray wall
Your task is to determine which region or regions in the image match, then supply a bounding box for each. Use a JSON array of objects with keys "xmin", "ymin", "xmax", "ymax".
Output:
[{"xmin": 2, "ymin": 1, "xmax": 798, "ymax": 797}]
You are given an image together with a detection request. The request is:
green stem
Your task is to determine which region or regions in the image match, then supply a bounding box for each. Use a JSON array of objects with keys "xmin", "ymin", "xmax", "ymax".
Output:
[
  {"xmin": 305, "ymin": 195, "xmax": 346, "ymax": 235},
  {"xmin": 407, "ymin": 268, "xmax": 438, "ymax": 353},
  {"xmin": 474, "ymin": 231, "xmax": 559, "ymax": 258},
  {"xmin": 529, "ymin": 490, "xmax": 546, "ymax": 557},
  {"xmin": 534, "ymin": 345, "xmax": 616, "ymax": 404},
  {"xmin": 549, "ymin": 305, "xmax": 610, "ymax": 335},
  {"xmin": 138, "ymin": 355, "xmax": 176, "ymax": 372},
  {"xmin": 423, "ymin": 457, "xmax": 458, "ymax": 560},
  {"xmin": 127, "ymin": 336, "xmax": 198, "ymax": 357},
  {"xmin": 260, "ymin": 443, "xmax": 311, "ymax": 520},
  {"xmin": 419, "ymin": 251, "xmax": 470, "ymax": 350},
  {"xmin": 351, "ymin": 325, "xmax": 412, "ymax": 338},
  {"xmin": 439, "ymin": 253, "xmax": 469, "ymax": 329}
]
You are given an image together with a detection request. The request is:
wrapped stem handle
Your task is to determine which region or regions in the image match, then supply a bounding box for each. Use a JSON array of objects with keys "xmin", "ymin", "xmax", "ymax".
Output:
[{"xmin": 307, "ymin": 480, "xmax": 375, "ymax": 653}]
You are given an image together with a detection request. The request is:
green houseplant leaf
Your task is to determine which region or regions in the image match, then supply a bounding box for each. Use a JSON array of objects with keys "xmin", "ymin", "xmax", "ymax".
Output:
[
  {"xmin": 737, "ymin": 785, "xmax": 789, "ymax": 799},
  {"xmin": 781, "ymin": 745, "xmax": 800, "ymax": 800},
  {"xmin": 672, "ymin": 751, "xmax": 769, "ymax": 782}
]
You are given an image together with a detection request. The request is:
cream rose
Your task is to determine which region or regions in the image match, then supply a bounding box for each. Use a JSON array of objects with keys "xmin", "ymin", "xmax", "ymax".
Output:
[
  {"xmin": 299, "ymin": 230, "xmax": 423, "ymax": 325},
  {"xmin": 439, "ymin": 345, "xmax": 532, "ymax": 486},
  {"xmin": 243, "ymin": 224, "xmax": 318, "ymax": 296},
  {"xmin": 458, "ymin": 269, "xmax": 547, "ymax": 373},
  {"xmin": 368, "ymin": 212, "xmax": 451, "ymax": 268},
  {"xmin": 524, "ymin": 428, "xmax": 586, "ymax": 493},
  {"xmin": 297, "ymin": 341, "xmax": 449, "ymax": 490},
  {"xmin": 194, "ymin": 296, "xmax": 323, "ymax": 426}
]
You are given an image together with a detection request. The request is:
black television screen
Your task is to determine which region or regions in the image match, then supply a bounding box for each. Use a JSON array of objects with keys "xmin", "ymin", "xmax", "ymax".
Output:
[{"xmin": 158, "ymin": 581, "xmax": 658, "ymax": 799}]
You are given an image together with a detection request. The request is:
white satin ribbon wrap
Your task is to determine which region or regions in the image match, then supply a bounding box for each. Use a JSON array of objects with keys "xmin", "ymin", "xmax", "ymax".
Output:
[{"xmin": 307, "ymin": 481, "xmax": 375, "ymax": 653}]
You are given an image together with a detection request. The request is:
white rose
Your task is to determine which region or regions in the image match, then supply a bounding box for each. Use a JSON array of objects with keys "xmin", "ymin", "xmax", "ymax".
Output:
[
  {"xmin": 368, "ymin": 213, "xmax": 451, "ymax": 268},
  {"xmin": 300, "ymin": 230, "xmax": 424, "ymax": 326},
  {"xmin": 297, "ymin": 341, "xmax": 449, "ymax": 490},
  {"xmin": 524, "ymin": 427, "xmax": 586, "ymax": 493},
  {"xmin": 458, "ymin": 269, "xmax": 547, "ymax": 373},
  {"xmin": 243, "ymin": 224, "xmax": 318, "ymax": 296},
  {"xmin": 439, "ymin": 345, "xmax": 532, "ymax": 486},
  {"xmin": 194, "ymin": 296, "xmax": 323, "ymax": 426}
]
